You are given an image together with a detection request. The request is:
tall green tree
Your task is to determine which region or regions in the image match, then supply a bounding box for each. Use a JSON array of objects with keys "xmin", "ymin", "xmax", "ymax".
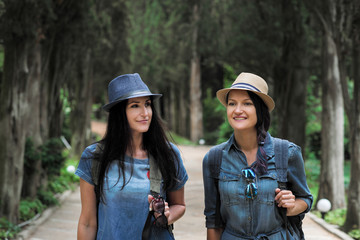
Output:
[
  {"xmin": 305, "ymin": 0, "xmax": 346, "ymax": 209},
  {"xmin": 0, "ymin": 0, "xmax": 46, "ymax": 222},
  {"xmin": 342, "ymin": 1, "xmax": 360, "ymax": 232}
]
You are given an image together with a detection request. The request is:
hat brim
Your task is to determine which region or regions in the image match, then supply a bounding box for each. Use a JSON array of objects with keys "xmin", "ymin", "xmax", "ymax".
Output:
[
  {"xmin": 216, "ymin": 88, "xmax": 275, "ymax": 112},
  {"xmin": 102, "ymin": 93, "xmax": 162, "ymax": 112}
]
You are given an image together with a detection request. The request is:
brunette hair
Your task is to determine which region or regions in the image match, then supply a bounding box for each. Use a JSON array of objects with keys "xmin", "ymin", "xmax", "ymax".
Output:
[
  {"xmin": 94, "ymin": 98, "xmax": 180, "ymax": 203},
  {"xmin": 247, "ymin": 91, "xmax": 271, "ymax": 175}
]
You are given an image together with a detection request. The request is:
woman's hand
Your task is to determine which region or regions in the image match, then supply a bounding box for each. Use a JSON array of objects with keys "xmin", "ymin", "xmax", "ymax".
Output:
[
  {"xmin": 275, "ymin": 188, "xmax": 295, "ymax": 209},
  {"xmin": 148, "ymin": 195, "xmax": 170, "ymax": 220},
  {"xmin": 147, "ymin": 187, "xmax": 186, "ymax": 226},
  {"xmin": 275, "ymin": 188, "xmax": 308, "ymax": 216}
]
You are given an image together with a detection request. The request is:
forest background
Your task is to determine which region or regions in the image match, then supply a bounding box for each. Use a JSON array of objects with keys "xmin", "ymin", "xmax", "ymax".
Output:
[{"xmin": 0, "ymin": 0, "xmax": 360, "ymax": 238}]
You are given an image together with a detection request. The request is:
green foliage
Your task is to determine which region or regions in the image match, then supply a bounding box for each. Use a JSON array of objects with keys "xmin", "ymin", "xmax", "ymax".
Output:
[
  {"xmin": 202, "ymin": 88, "xmax": 225, "ymax": 145},
  {"xmin": 0, "ymin": 45, "xmax": 3, "ymax": 71},
  {"xmin": 24, "ymin": 138, "xmax": 41, "ymax": 173},
  {"xmin": 305, "ymin": 75, "xmax": 322, "ymax": 160},
  {"xmin": 0, "ymin": 217, "xmax": 20, "ymax": 239},
  {"xmin": 313, "ymin": 209, "xmax": 347, "ymax": 226},
  {"xmin": 40, "ymin": 138, "xmax": 66, "ymax": 178},
  {"xmin": 19, "ymin": 199, "xmax": 45, "ymax": 222},
  {"xmin": 349, "ymin": 229, "xmax": 360, "ymax": 240},
  {"xmin": 167, "ymin": 131, "xmax": 195, "ymax": 146},
  {"xmin": 217, "ymin": 64, "xmax": 238, "ymax": 143},
  {"xmin": 37, "ymin": 189, "xmax": 58, "ymax": 207}
]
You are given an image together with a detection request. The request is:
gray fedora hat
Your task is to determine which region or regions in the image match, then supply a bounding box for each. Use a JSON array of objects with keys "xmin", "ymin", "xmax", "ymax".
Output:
[{"xmin": 102, "ymin": 73, "xmax": 162, "ymax": 111}]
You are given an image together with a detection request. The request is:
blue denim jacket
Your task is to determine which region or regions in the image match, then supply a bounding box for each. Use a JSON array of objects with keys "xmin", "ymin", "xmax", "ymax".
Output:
[{"xmin": 203, "ymin": 133, "xmax": 313, "ymax": 240}]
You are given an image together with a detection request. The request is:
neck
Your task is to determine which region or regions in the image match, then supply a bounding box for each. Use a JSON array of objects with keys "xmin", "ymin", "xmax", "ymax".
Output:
[
  {"xmin": 234, "ymin": 129, "xmax": 258, "ymax": 151},
  {"xmin": 128, "ymin": 132, "xmax": 147, "ymax": 159}
]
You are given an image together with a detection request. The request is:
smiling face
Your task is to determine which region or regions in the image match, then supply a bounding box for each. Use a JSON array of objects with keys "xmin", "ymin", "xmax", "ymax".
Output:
[
  {"xmin": 226, "ymin": 90, "xmax": 257, "ymax": 132},
  {"xmin": 126, "ymin": 96, "xmax": 153, "ymax": 134}
]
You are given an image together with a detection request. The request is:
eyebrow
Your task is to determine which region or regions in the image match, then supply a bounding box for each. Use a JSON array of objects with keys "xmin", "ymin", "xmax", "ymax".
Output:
[{"xmin": 228, "ymin": 98, "xmax": 252, "ymax": 101}]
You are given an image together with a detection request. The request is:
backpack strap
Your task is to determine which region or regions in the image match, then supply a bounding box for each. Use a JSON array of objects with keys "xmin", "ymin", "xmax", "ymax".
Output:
[
  {"xmin": 208, "ymin": 143, "xmax": 226, "ymax": 227},
  {"xmin": 273, "ymin": 138, "xmax": 289, "ymax": 189},
  {"xmin": 273, "ymin": 138, "xmax": 292, "ymax": 240}
]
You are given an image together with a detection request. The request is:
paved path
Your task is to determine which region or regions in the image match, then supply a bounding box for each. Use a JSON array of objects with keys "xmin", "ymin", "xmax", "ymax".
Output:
[{"xmin": 20, "ymin": 122, "xmax": 352, "ymax": 239}]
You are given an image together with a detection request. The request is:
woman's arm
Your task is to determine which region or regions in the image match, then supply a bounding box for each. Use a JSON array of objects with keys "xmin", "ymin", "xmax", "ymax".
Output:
[
  {"xmin": 77, "ymin": 178, "xmax": 98, "ymax": 240},
  {"xmin": 207, "ymin": 228, "xmax": 224, "ymax": 240},
  {"xmin": 274, "ymin": 188, "xmax": 308, "ymax": 216},
  {"xmin": 165, "ymin": 186, "xmax": 186, "ymax": 225}
]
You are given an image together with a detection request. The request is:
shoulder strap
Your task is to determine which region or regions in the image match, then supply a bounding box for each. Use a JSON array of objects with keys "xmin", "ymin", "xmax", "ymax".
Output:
[
  {"xmin": 208, "ymin": 143, "xmax": 226, "ymax": 227},
  {"xmin": 273, "ymin": 138, "xmax": 292, "ymax": 240},
  {"xmin": 273, "ymin": 138, "xmax": 289, "ymax": 189},
  {"xmin": 149, "ymin": 154, "xmax": 162, "ymax": 196},
  {"xmin": 208, "ymin": 143, "xmax": 226, "ymax": 178}
]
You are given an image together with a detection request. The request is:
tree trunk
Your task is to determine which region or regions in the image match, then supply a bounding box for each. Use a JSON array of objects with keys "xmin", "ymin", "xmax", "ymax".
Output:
[
  {"xmin": 318, "ymin": 31, "xmax": 345, "ymax": 209},
  {"xmin": 273, "ymin": 0, "xmax": 308, "ymax": 152},
  {"xmin": 189, "ymin": 3, "xmax": 203, "ymax": 142},
  {"xmin": 21, "ymin": 40, "xmax": 43, "ymax": 199},
  {"xmin": 343, "ymin": 15, "xmax": 360, "ymax": 230},
  {"xmin": 0, "ymin": 40, "xmax": 38, "ymax": 222},
  {"xmin": 70, "ymin": 49, "xmax": 93, "ymax": 156}
]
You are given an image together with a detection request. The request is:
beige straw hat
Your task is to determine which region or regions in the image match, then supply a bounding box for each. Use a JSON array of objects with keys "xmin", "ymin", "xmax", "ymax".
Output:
[{"xmin": 216, "ymin": 72, "xmax": 275, "ymax": 112}]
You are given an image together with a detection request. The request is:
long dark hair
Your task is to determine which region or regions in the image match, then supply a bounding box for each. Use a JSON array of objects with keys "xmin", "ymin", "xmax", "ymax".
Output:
[
  {"xmin": 247, "ymin": 91, "xmax": 271, "ymax": 175},
  {"xmin": 95, "ymin": 97, "xmax": 180, "ymax": 203}
]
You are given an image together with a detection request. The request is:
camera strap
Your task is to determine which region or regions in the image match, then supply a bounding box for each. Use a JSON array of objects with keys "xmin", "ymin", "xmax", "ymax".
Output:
[{"xmin": 142, "ymin": 155, "xmax": 173, "ymax": 240}]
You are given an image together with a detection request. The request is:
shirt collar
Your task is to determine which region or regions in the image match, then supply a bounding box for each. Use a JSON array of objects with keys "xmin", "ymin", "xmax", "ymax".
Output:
[{"xmin": 224, "ymin": 132, "xmax": 275, "ymax": 160}]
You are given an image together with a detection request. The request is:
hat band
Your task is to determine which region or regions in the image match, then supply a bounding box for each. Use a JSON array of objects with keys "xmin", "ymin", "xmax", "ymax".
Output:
[
  {"xmin": 113, "ymin": 90, "xmax": 153, "ymax": 102},
  {"xmin": 231, "ymin": 83, "xmax": 261, "ymax": 93}
]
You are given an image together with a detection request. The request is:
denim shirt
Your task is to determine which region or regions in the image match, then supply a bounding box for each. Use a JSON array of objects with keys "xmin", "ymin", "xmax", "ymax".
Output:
[
  {"xmin": 76, "ymin": 142, "xmax": 188, "ymax": 240},
  {"xmin": 203, "ymin": 133, "xmax": 313, "ymax": 240}
]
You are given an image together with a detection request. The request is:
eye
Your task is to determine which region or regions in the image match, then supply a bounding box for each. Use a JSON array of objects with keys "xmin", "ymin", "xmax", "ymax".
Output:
[
  {"xmin": 130, "ymin": 104, "xmax": 139, "ymax": 108},
  {"xmin": 244, "ymin": 101, "xmax": 253, "ymax": 106},
  {"xmin": 145, "ymin": 101, "xmax": 152, "ymax": 107},
  {"xmin": 227, "ymin": 102, "xmax": 236, "ymax": 106}
]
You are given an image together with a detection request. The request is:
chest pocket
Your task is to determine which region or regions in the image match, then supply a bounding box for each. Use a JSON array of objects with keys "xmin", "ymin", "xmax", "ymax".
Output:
[
  {"xmin": 257, "ymin": 173, "xmax": 278, "ymax": 205},
  {"xmin": 218, "ymin": 170, "xmax": 244, "ymax": 206}
]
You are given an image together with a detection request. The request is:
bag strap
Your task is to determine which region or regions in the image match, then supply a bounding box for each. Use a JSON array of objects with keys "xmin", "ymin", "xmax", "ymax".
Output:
[
  {"xmin": 273, "ymin": 138, "xmax": 292, "ymax": 240},
  {"xmin": 208, "ymin": 143, "xmax": 226, "ymax": 227},
  {"xmin": 142, "ymin": 154, "xmax": 173, "ymax": 240},
  {"xmin": 149, "ymin": 154, "xmax": 162, "ymax": 196}
]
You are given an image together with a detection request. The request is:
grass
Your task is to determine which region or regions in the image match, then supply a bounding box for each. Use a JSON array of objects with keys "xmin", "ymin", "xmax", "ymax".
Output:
[{"xmin": 305, "ymin": 158, "xmax": 359, "ymax": 239}]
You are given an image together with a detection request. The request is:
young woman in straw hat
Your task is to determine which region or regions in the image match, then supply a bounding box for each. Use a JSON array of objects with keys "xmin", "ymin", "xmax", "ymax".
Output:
[
  {"xmin": 76, "ymin": 73, "xmax": 188, "ymax": 239},
  {"xmin": 202, "ymin": 72, "xmax": 313, "ymax": 240}
]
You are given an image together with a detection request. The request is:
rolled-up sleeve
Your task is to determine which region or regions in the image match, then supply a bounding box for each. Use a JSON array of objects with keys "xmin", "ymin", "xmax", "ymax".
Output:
[
  {"xmin": 75, "ymin": 144, "xmax": 97, "ymax": 185},
  {"xmin": 202, "ymin": 152, "xmax": 224, "ymax": 228},
  {"xmin": 287, "ymin": 144, "xmax": 313, "ymax": 212},
  {"xmin": 169, "ymin": 143, "xmax": 188, "ymax": 191}
]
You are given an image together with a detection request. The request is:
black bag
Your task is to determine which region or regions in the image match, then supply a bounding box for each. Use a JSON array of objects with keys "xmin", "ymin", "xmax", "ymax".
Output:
[{"xmin": 207, "ymin": 138, "xmax": 305, "ymax": 240}]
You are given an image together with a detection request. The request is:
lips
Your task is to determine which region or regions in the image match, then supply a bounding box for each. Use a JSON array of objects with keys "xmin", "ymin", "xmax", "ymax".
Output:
[{"xmin": 234, "ymin": 116, "xmax": 247, "ymax": 120}]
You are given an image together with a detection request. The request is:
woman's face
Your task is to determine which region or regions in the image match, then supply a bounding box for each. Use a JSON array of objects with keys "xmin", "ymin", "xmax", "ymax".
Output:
[
  {"xmin": 226, "ymin": 90, "xmax": 257, "ymax": 132},
  {"xmin": 126, "ymin": 96, "xmax": 153, "ymax": 134}
]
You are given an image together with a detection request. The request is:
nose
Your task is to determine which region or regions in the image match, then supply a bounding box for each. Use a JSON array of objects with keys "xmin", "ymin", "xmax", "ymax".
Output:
[
  {"xmin": 234, "ymin": 104, "xmax": 243, "ymax": 114},
  {"xmin": 141, "ymin": 105, "xmax": 149, "ymax": 117}
]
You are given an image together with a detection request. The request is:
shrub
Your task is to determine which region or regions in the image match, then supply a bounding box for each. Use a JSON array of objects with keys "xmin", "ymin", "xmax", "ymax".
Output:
[{"xmin": 41, "ymin": 138, "xmax": 66, "ymax": 178}]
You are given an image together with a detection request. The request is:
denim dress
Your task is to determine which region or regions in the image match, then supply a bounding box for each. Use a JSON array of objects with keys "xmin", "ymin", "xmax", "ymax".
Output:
[
  {"xmin": 203, "ymin": 133, "xmax": 313, "ymax": 240},
  {"xmin": 76, "ymin": 142, "xmax": 188, "ymax": 240}
]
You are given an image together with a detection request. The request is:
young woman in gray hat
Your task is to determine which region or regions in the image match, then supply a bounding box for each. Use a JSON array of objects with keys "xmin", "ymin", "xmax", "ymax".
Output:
[
  {"xmin": 75, "ymin": 73, "xmax": 188, "ymax": 239},
  {"xmin": 202, "ymin": 72, "xmax": 313, "ymax": 240}
]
